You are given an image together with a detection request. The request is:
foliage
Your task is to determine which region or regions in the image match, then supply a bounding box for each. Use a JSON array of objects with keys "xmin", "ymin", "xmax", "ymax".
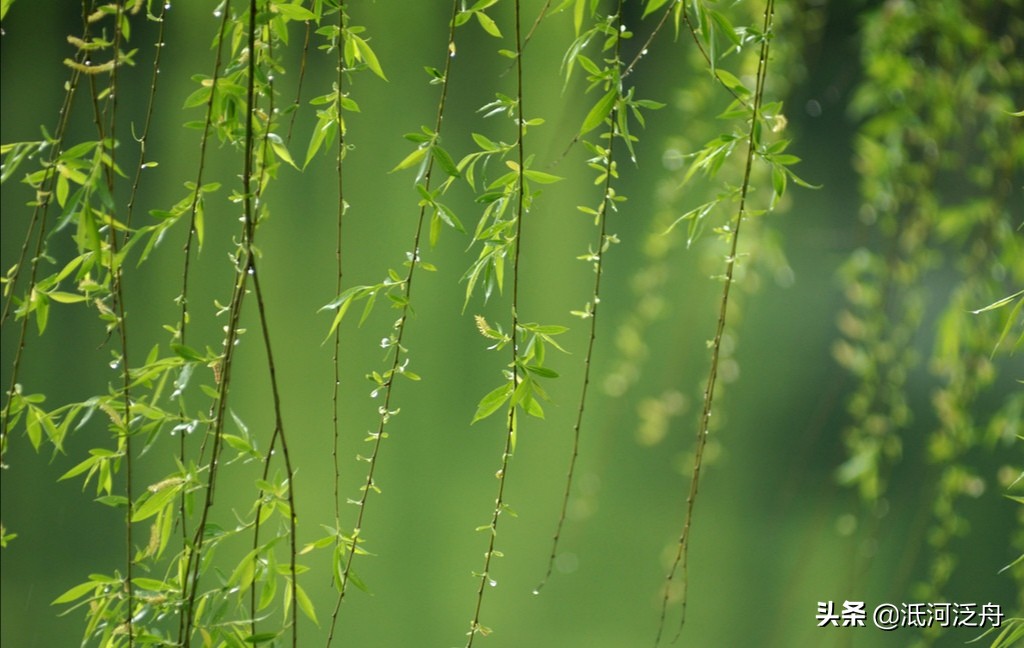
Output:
[
  {"xmin": 0, "ymin": 0, "xmax": 1019, "ymax": 646},
  {"xmin": 834, "ymin": 0, "xmax": 1023, "ymax": 644}
]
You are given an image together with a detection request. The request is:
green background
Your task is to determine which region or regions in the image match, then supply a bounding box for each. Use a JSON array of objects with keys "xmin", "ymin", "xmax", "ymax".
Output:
[{"xmin": 1, "ymin": 2, "xmax": 1018, "ymax": 646}]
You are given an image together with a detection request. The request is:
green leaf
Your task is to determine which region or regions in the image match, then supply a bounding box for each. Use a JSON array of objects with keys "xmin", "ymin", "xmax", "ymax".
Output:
[
  {"xmin": 321, "ymin": 285, "xmax": 365, "ymax": 338},
  {"xmin": 34, "ymin": 292, "xmax": 49, "ymax": 335},
  {"xmin": 715, "ymin": 69, "xmax": 749, "ymax": 96},
  {"xmin": 295, "ymin": 583, "xmax": 319, "ymax": 625},
  {"xmin": 133, "ymin": 577, "xmax": 173, "ymax": 591},
  {"xmin": 523, "ymin": 169, "xmax": 562, "ymax": 184},
  {"xmin": 228, "ymin": 547, "xmax": 261, "ymax": 592},
  {"xmin": 59, "ymin": 450, "xmax": 114, "ymax": 482},
  {"xmin": 345, "ymin": 567, "xmax": 370, "ymax": 593},
  {"xmin": 224, "ymin": 433, "xmax": 255, "ymax": 455},
  {"xmin": 52, "ymin": 580, "xmax": 98, "ymax": 605},
  {"xmin": 352, "ymin": 35, "xmax": 387, "ymax": 80},
  {"xmin": 524, "ymin": 324, "xmax": 568, "ymax": 335},
  {"xmin": 472, "ymin": 383, "xmax": 513, "ymax": 423},
  {"xmin": 510, "ymin": 375, "xmax": 532, "ymax": 408},
  {"xmin": 771, "ymin": 165, "xmax": 787, "ymax": 205},
  {"xmin": 390, "ymin": 146, "xmax": 428, "ymax": 173},
  {"xmin": 244, "ymin": 632, "xmax": 281, "ymax": 644},
  {"xmin": 576, "ymin": 55, "xmax": 602, "ymax": 77},
  {"xmin": 524, "ymin": 394, "xmax": 544, "ymax": 418},
  {"xmin": 171, "ymin": 344, "xmax": 204, "ymax": 361},
  {"xmin": 472, "ymin": 132, "xmax": 498, "ymax": 151},
  {"xmin": 46, "ymin": 291, "xmax": 87, "ymax": 304},
  {"xmin": 431, "ymin": 145, "xmax": 461, "ymax": 178},
  {"xmin": 580, "ymin": 89, "xmax": 617, "ymax": 136},
  {"xmin": 304, "ymin": 117, "xmax": 336, "ymax": 168},
  {"xmin": 970, "ymin": 290, "xmax": 1024, "ymax": 314},
  {"xmin": 525, "ymin": 365, "xmax": 559, "ymax": 378},
  {"xmin": 259, "ymin": 564, "xmax": 277, "ymax": 610},
  {"xmin": 270, "ymin": 138, "xmax": 299, "ymax": 169},
  {"xmin": 708, "ymin": 9, "xmax": 742, "ymax": 50},
  {"xmin": 642, "ymin": 0, "xmax": 672, "ymax": 19},
  {"xmin": 25, "ymin": 405, "xmax": 43, "ymax": 450},
  {"xmin": 273, "ymin": 3, "xmax": 316, "ymax": 21},
  {"xmin": 971, "ymin": 290, "xmax": 1024, "ymax": 355},
  {"xmin": 435, "ymin": 201, "xmax": 465, "ymax": 233},
  {"xmin": 94, "ymin": 495, "xmax": 128, "ymax": 507},
  {"xmin": 475, "ymin": 10, "xmax": 502, "ymax": 38},
  {"xmin": 771, "ymin": 154, "xmax": 801, "ymax": 166},
  {"xmin": 131, "ymin": 485, "xmax": 179, "ymax": 522},
  {"xmin": 182, "ymin": 86, "xmax": 212, "ymax": 109}
]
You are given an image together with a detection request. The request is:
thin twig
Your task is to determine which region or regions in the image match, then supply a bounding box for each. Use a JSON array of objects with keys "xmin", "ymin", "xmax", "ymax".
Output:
[
  {"xmin": 99, "ymin": 3, "xmax": 135, "ymax": 641},
  {"xmin": 286, "ymin": 19, "xmax": 312, "ymax": 145},
  {"xmin": 180, "ymin": 1, "xmax": 259, "ymax": 644},
  {"xmin": 325, "ymin": 3, "xmax": 349, "ymax": 645},
  {"xmin": 249, "ymin": 257, "xmax": 300, "ymax": 646},
  {"xmin": 171, "ymin": 6, "xmax": 230, "ymax": 634},
  {"xmin": 0, "ymin": 2, "xmax": 89, "ymax": 451},
  {"xmin": 535, "ymin": 0, "xmax": 624, "ymax": 596},
  {"xmin": 328, "ymin": 2, "xmax": 462, "ymax": 642},
  {"xmin": 466, "ymin": 2, "xmax": 525, "ymax": 645},
  {"xmin": 655, "ymin": 1, "xmax": 774, "ymax": 644}
]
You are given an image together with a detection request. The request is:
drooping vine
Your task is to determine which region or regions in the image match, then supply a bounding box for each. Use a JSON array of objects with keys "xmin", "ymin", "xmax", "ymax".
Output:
[
  {"xmin": 312, "ymin": 2, "xmax": 468, "ymax": 643},
  {"xmin": 836, "ymin": 1, "xmax": 1023, "ymax": 643},
  {"xmin": 656, "ymin": 0, "xmax": 784, "ymax": 643},
  {"xmin": 3, "ymin": 2, "xmax": 1017, "ymax": 647},
  {"xmin": 465, "ymin": 2, "xmax": 530, "ymax": 642},
  {"xmin": 535, "ymin": 0, "xmax": 665, "ymax": 593},
  {"xmin": 179, "ymin": 0, "xmax": 267, "ymax": 640},
  {"xmin": 534, "ymin": 0, "xmax": 627, "ymax": 594}
]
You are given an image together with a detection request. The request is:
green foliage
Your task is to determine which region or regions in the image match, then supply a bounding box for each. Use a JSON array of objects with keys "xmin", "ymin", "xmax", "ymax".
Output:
[
  {"xmin": 835, "ymin": 1, "xmax": 1023, "ymax": 644},
  {"xmin": 0, "ymin": 1, "xmax": 1018, "ymax": 647}
]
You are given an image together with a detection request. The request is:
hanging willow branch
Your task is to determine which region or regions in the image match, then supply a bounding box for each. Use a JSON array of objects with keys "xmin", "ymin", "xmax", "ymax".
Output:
[
  {"xmin": 180, "ymin": 1, "xmax": 261, "ymax": 643},
  {"xmin": 467, "ymin": 1, "xmax": 527, "ymax": 644},
  {"xmin": 535, "ymin": 0, "xmax": 626, "ymax": 595},
  {"xmin": 655, "ymin": 0, "xmax": 775, "ymax": 644}
]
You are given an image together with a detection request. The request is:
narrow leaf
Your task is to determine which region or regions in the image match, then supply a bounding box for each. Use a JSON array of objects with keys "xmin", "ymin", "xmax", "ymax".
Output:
[
  {"xmin": 390, "ymin": 147, "xmax": 428, "ymax": 173},
  {"xmin": 472, "ymin": 383, "xmax": 513, "ymax": 423},
  {"xmin": 580, "ymin": 90, "xmax": 617, "ymax": 136}
]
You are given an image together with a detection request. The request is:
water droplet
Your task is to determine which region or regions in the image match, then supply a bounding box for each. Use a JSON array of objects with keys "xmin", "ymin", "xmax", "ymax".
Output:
[
  {"xmin": 109, "ymin": 359, "xmax": 121, "ymax": 370},
  {"xmin": 488, "ymin": 578, "xmax": 497, "ymax": 588},
  {"xmin": 531, "ymin": 589, "xmax": 540, "ymax": 596}
]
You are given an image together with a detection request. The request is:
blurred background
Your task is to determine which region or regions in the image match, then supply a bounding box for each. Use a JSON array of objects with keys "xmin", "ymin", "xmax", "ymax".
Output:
[{"xmin": 1, "ymin": 1, "xmax": 1020, "ymax": 646}]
